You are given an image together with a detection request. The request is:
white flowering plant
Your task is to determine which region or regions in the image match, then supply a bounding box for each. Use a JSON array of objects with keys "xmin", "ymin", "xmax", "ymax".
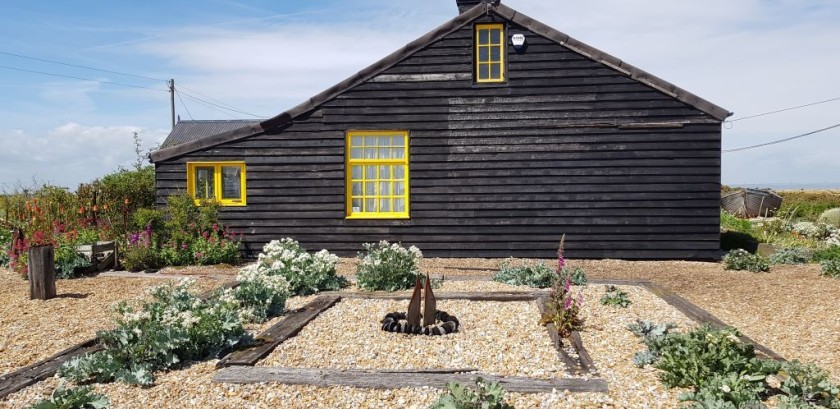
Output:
[
  {"xmin": 251, "ymin": 238, "xmax": 346, "ymax": 296},
  {"xmin": 58, "ymin": 279, "xmax": 245, "ymax": 386},
  {"xmin": 355, "ymin": 240, "xmax": 423, "ymax": 291},
  {"xmin": 226, "ymin": 264, "xmax": 291, "ymax": 323}
]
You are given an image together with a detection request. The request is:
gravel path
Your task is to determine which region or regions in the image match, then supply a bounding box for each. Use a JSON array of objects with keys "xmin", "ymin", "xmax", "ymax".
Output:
[{"xmin": 0, "ymin": 269, "xmax": 225, "ymax": 376}]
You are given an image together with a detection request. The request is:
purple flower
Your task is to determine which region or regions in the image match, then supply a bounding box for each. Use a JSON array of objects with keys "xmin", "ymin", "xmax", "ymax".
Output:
[
  {"xmin": 563, "ymin": 294, "xmax": 572, "ymax": 310},
  {"xmin": 129, "ymin": 232, "xmax": 140, "ymax": 245},
  {"xmin": 181, "ymin": 243, "xmax": 188, "ymax": 250},
  {"xmin": 145, "ymin": 222, "xmax": 153, "ymax": 238}
]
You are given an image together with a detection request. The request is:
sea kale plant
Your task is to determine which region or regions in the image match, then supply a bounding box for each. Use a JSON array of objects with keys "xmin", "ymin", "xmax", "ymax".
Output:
[
  {"xmin": 26, "ymin": 382, "xmax": 110, "ymax": 409},
  {"xmin": 355, "ymin": 240, "xmax": 422, "ymax": 291},
  {"xmin": 492, "ymin": 258, "xmax": 557, "ymax": 288},
  {"xmin": 430, "ymin": 377, "xmax": 514, "ymax": 409},
  {"xmin": 769, "ymin": 248, "xmax": 811, "ymax": 265},
  {"xmin": 222, "ymin": 263, "xmax": 291, "ymax": 323},
  {"xmin": 821, "ymin": 260, "xmax": 840, "ymax": 279},
  {"xmin": 250, "ymin": 238, "xmax": 346, "ymax": 296},
  {"xmin": 558, "ymin": 266, "xmax": 588, "ymax": 286},
  {"xmin": 539, "ymin": 275, "xmax": 584, "ymax": 338},
  {"xmin": 723, "ymin": 249, "xmax": 770, "ymax": 272},
  {"xmin": 58, "ymin": 279, "xmax": 245, "ymax": 386},
  {"xmin": 600, "ymin": 285, "xmax": 631, "ymax": 308}
]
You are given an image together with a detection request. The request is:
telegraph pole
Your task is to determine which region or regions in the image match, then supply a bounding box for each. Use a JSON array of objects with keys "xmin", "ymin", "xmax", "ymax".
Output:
[{"xmin": 168, "ymin": 79, "xmax": 176, "ymax": 129}]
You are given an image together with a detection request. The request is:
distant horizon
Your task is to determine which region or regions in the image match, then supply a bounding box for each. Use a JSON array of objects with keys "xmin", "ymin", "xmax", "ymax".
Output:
[{"xmin": 725, "ymin": 182, "xmax": 840, "ymax": 190}]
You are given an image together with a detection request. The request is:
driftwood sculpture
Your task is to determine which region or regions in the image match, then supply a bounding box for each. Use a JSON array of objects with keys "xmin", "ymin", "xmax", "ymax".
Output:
[{"xmin": 381, "ymin": 273, "xmax": 459, "ymax": 336}]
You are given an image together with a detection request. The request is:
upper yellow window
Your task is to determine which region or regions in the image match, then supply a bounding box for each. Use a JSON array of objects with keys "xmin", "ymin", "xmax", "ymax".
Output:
[
  {"xmin": 186, "ymin": 162, "xmax": 246, "ymax": 206},
  {"xmin": 475, "ymin": 23, "xmax": 505, "ymax": 83},
  {"xmin": 346, "ymin": 131, "xmax": 409, "ymax": 219}
]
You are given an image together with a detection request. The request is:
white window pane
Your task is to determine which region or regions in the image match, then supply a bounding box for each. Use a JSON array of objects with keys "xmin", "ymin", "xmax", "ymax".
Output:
[
  {"xmin": 365, "ymin": 165, "xmax": 377, "ymax": 179},
  {"xmin": 351, "ymin": 166, "xmax": 363, "ymax": 179},
  {"xmin": 391, "ymin": 148, "xmax": 404, "ymax": 159},
  {"xmin": 380, "ymin": 198, "xmax": 391, "ymax": 212},
  {"xmin": 351, "ymin": 148, "xmax": 363, "ymax": 159},
  {"xmin": 351, "ymin": 182, "xmax": 362, "ymax": 196},
  {"xmin": 364, "ymin": 136, "xmax": 377, "ymax": 146},
  {"xmin": 351, "ymin": 136, "xmax": 363, "ymax": 147},
  {"xmin": 378, "ymin": 136, "xmax": 390, "ymax": 146},
  {"xmin": 352, "ymin": 199, "xmax": 362, "ymax": 212},
  {"xmin": 220, "ymin": 166, "xmax": 242, "ymax": 200},
  {"xmin": 364, "ymin": 147, "xmax": 377, "ymax": 159},
  {"xmin": 380, "ymin": 165, "xmax": 391, "ymax": 179},
  {"xmin": 394, "ymin": 181, "xmax": 405, "ymax": 195},
  {"xmin": 379, "ymin": 181, "xmax": 390, "ymax": 195},
  {"xmin": 394, "ymin": 165, "xmax": 405, "ymax": 179},
  {"xmin": 365, "ymin": 198, "xmax": 376, "ymax": 212},
  {"xmin": 365, "ymin": 182, "xmax": 376, "ymax": 195},
  {"xmin": 392, "ymin": 136, "xmax": 405, "ymax": 147},
  {"xmin": 394, "ymin": 198, "xmax": 406, "ymax": 212},
  {"xmin": 378, "ymin": 147, "xmax": 390, "ymax": 159}
]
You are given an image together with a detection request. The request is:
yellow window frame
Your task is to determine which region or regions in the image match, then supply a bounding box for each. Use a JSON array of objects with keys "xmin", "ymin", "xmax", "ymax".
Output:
[
  {"xmin": 475, "ymin": 23, "xmax": 505, "ymax": 83},
  {"xmin": 186, "ymin": 161, "xmax": 247, "ymax": 207},
  {"xmin": 345, "ymin": 130, "xmax": 410, "ymax": 219}
]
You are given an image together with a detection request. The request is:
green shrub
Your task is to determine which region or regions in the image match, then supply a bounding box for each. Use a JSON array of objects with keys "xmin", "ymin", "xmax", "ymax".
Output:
[
  {"xmin": 812, "ymin": 246, "xmax": 840, "ymax": 263},
  {"xmin": 821, "ymin": 260, "xmax": 840, "ymax": 278},
  {"xmin": 249, "ymin": 238, "xmax": 346, "ymax": 295},
  {"xmin": 122, "ymin": 229, "xmax": 162, "ymax": 272},
  {"xmin": 774, "ymin": 360, "xmax": 840, "ymax": 408},
  {"xmin": 58, "ymin": 279, "xmax": 245, "ymax": 386},
  {"xmin": 778, "ymin": 191, "xmax": 840, "ymax": 221},
  {"xmin": 26, "ymin": 382, "xmax": 109, "ymax": 409},
  {"xmin": 430, "ymin": 377, "xmax": 514, "ymax": 409},
  {"xmin": 600, "ymin": 285, "xmax": 631, "ymax": 308},
  {"xmin": 723, "ymin": 249, "xmax": 770, "ymax": 272},
  {"xmin": 558, "ymin": 266, "xmax": 587, "ymax": 286},
  {"xmin": 679, "ymin": 372, "xmax": 766, "ymax": 409},
  {"xmin": 818, "ymin": 208, "xmax": 840, "ymax": 228},
  {"xmin": 355, "ymin": 240, "xmax": 422, "ymax": 291},
  {"xmin": 720, "ymin": 210, "xmax": 754, "ymax": 234},
  {"xmin": 769, "ymin": 248, "xmax": 811, "ymax": 265},
  {"xmin": 492, "ymin": 258, "xmax": 557, "ymax": 288},
  {"xmin": 132, "ymin": 209, "xmax": 165, "ymax": 237},
  {"xmin": 97, "ymin": 166, "xmax": 156, "ymax": 238},
  {"xmin": 54, "ymin": 242, "xmax": 91, "ymax": 279},
  {"xmin": 1, "ymin": 228, "xmax": 13, "ymax": 268}
]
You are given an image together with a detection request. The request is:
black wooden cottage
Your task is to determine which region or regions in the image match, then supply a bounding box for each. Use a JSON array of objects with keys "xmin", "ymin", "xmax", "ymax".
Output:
[{"xmin": 150, "ymin": 0, "xmax": 731, "ymax": 260}]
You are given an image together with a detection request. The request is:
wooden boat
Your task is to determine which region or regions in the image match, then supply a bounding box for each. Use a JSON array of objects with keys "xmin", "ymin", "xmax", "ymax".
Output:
[{"xmin": 721, "ymin": 188, "xmax": 783, "ymax": 218}]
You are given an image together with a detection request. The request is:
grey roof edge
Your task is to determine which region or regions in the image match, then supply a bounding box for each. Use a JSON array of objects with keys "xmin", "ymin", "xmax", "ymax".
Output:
[
  {"xmin": 150, "ymin": 1, "xmax": 731, "ymax": 163},
  {"xmin": 493, "ymin": 4, "xmax": 732, "ymax": 121},
  {"xmin": 150, "ymin": 5, "xmax": 488, "ymax": 163}
]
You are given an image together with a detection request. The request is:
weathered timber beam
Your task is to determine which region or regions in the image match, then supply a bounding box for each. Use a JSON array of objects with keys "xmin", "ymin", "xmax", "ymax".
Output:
[{"xmin": 213, "ymin": 366, "xmax": 609, "ymax": 394}]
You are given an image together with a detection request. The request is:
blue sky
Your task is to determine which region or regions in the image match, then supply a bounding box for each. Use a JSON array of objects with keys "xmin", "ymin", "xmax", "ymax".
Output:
[{"xmin": 1, "ymin": 0, "xmax": 839, "ymax": 189}]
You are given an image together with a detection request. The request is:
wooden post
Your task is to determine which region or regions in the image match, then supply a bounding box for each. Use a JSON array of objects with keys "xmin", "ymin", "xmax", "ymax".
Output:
[{"xmin": 28, "ymin": 245, "xmax": 56, "ymax": 300}]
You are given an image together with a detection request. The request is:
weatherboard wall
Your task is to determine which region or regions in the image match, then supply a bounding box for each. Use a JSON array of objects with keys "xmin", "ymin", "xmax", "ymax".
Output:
[{"xmin": 155, "ymin": 15, "xmax": 722, "ymax": 259}]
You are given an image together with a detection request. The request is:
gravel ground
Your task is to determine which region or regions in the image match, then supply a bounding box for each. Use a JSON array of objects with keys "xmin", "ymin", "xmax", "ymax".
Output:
[
  {"xmin": 3, "ymin": 257, "xmax": 838, "ymax": 407},
  {"xmin": 0, "ymin": 269, "xmax": 224, "ymax": 375}
]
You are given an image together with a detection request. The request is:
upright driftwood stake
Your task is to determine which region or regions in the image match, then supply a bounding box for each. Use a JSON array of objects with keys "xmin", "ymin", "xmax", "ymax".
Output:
[
  {"xmin": 28, "ymin": 245, "xmax": 56, "ymax": 300},
  {"xmin": 407, "ymin": 275, "xmax": 422, "ymax": 327}
]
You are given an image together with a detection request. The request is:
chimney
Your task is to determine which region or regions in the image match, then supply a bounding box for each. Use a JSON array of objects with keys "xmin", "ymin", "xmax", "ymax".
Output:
[{"xmin": 456, "ymin": 0, "xmax": 483, "ymax": 14}]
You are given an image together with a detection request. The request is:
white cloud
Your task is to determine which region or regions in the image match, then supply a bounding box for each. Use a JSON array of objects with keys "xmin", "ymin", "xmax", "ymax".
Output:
[{"xmin": 0, "ymin": 123, "xmax": 168, "ymax": 190}]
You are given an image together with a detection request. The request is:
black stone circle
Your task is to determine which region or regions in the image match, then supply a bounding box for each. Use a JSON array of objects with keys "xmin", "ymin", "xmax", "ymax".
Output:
[{"xmin": 380, "ymin": 310, "xmax": 460, "ymax": 336}]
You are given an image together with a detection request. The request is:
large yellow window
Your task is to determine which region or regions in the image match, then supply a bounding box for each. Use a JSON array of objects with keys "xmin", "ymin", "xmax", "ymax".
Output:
[
  {"xmin": 475, "ymin": 23, "xmax": 505, "ymax": 83},
  {"xmin": 186, "ymin": 162, "xmax": 246, "ymax": 206},
  {"xmin": 346, "ymin": 131, "xmax": 409, "ymax": 219}
]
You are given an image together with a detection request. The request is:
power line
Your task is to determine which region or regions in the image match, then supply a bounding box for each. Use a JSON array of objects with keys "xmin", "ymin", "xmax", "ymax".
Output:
[
  {"xmin": 723, "ymin": 122, "xmax": 840, "ymax": 153},
  {"xmin": 177, "ymin": 83, "xmax": 257, "ymax": 115},
  {"xmin": 729, "ymin": 95, "xmax": 840, "ymax": 123},
  {"xmin": 178, "ymin": 89, "xmax": 266, "ymax": 118},
  {"xmin": 175, "ymin": 90, "xmax": 194, "ymax": 120},
  {"xmin": 0, "ymin": 50, "xmax": 167, "ymax": 82},
  {"xmin": 178, "ymin": 92, "xmax": 239, "ymax": 119},
  {"xmin": 0, "ymin": 64, "xmax": 166, "ymax": 91}
]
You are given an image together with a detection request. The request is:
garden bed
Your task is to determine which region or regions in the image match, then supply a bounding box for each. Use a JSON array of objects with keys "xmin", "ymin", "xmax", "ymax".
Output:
[{"xmin": 2, "ymin": 258, "xmax": 839, "ymax": 407}]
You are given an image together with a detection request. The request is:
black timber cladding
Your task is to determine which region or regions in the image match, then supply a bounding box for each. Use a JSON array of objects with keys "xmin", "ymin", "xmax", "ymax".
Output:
[{"xmin": 153, "ymin": 7, "xmax": 724, "ymax": 260}]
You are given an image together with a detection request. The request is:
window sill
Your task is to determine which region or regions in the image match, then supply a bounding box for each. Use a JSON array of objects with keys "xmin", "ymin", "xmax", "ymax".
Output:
[{"xmin": 346, "ymin": 214, "xmax": 410, "ymax": 220}]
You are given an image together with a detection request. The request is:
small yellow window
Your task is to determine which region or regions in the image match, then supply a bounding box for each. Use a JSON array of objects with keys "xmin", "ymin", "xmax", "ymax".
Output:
[
  {"xmin": 475, "ymin": 23, "xmax": 505, "ymax": 83},
  {"xmin": 186, "ymin": 162, "xmax": 246, "ymax": 206},
  {"xmin": 346, "ymin": 131, "xmax": 409, "ymax": 219}
]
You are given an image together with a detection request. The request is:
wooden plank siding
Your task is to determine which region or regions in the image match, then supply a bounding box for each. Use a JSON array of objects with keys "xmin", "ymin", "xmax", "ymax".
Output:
[{"xmin": 155, "ymin": 16, "xmax": 722, "ymax": 260}]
